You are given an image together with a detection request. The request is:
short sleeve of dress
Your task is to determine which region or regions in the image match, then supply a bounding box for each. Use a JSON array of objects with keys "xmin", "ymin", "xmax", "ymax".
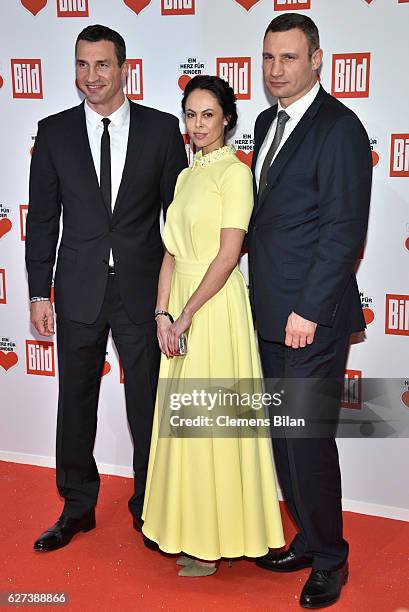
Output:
[
  {"xmin": 173, "ymin": 167, "xmax": 189, "ymax": 199},
  {"xmin": 220, "ymin": 161, "xmax": 254, "ymax": 232}
]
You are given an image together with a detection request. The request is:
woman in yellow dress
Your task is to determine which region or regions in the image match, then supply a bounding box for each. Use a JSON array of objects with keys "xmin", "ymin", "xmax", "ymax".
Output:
[{"xmin": 142, "ymin": 75, "xmax": 284, "ymax": 576}]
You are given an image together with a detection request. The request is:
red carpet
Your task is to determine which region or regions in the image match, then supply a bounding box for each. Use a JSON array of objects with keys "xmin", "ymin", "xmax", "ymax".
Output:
[{"xmin": 1, "ymin": 461, "xmax": 408, "ymax": 611}]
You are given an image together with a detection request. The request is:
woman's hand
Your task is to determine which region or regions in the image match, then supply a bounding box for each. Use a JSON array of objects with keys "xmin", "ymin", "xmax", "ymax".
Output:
[
  {"xmin": 156, "ymin": 314, "xmax": 173, "ymax": 358},
  {"xmin": 167, "ymin": 310, "xmax": 192, "ymax": 356}
]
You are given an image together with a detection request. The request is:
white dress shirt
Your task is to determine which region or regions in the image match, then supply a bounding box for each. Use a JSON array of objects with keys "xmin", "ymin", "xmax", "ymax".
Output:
[
  {"xmin": 84, "ymin": 97, "xmax": 130, "ymax": 265},
  {"xmin": 255, "ymin": 81, "xmax": 320, "ymax": 191}
]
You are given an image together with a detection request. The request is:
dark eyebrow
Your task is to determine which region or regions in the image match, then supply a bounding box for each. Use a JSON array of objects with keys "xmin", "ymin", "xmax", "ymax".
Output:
[
  {"xmin": 186, "ymin": 108, "xmax": 215, "ymax": 113},
  {"xmin": 76, "ymin": 58, "xmax": 111, "ymax": 63}
]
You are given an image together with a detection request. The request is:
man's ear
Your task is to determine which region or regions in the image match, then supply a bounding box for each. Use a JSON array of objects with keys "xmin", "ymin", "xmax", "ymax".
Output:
[
  {"xmin": 312, "ymin": 48, "xmax": 323, "ymax": 72},
  {"xmin": 121, "ymin": 60, "xmax": 129, "ymax": 83}
]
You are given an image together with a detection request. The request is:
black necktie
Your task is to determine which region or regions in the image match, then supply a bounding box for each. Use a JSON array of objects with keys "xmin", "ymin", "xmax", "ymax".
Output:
[
  {"xmin": 259, "ymin": 110, "xmax": 290, "ymax": 196},
  {"xmin": 100, "ymin": 117, "xmax": 111, "ymax": 211}
]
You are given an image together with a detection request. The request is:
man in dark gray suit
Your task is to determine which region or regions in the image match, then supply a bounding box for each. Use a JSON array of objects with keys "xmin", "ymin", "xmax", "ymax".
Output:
[{"xmin": 249, "ymin": 14, "xmax": 372, "ymax": 608}]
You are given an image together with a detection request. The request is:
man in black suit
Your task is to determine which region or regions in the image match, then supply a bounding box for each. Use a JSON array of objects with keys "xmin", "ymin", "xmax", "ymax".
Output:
[
  {"xmin": 26, "ymin": 25, "xmax": 187, "ymax": 552},
  {"xmin": 248, "ymin": 14, "xmax": 372, "ymax": 608}
]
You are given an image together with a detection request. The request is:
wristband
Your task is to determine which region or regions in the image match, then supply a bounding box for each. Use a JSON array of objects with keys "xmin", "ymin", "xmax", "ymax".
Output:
[{"xmin": 155, "ymin": 310, "xmax": 172, "ymax": 321}]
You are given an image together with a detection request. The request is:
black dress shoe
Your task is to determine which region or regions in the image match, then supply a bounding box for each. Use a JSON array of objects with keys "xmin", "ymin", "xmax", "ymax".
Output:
[
  {"xmin": 256, "ymin": 549, "xmax": 313, "ymax": 572},
  {"xmin": 300, "ymin": 563, "xmax": 348, "ymax": 609},
  {"xmin": 132, "ymin": 517, "xmax": 159, "ymax": 551},
  {"xmin": 33, "ymin": 510, "xmax": 96, "ymax": 552}
]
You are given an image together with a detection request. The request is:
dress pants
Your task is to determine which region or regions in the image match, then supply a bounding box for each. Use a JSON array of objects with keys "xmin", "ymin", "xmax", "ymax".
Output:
[
  {"xmin": 258, "ymin": 333, "xmax": 350, "ymax": 570},
  {"xmin": 55, "ymin": 274, "xmax": 160, "ymax": 519}
]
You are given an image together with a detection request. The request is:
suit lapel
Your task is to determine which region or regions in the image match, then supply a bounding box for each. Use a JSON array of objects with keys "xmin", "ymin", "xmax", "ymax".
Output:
[
  {"xmin": 112, "ymin": 100, "xmax": 144, "ymax": 218},
  {"xmin": 74, "ymin": 102, "xmax": 112, "ymax": 220},
  {"xmin": 253, "ymin": 86, "xmax": 327, "ymax": 218},
  {"xmin": 251, "ymin": 107, "xmax": 277, "ymax": 214},
  {"xmin": 252, "ymin": 107, "xmax": 276, "ymax": 174}
]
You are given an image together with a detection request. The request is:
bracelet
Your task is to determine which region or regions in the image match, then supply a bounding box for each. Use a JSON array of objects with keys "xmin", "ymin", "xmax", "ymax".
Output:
[
  {"xmin": 30, "ymin": 297, "xmax": 51, "ymax": 303},
  {"xmin": 154, "ymin": 310, "xmax": 171, "ymax": 320}
]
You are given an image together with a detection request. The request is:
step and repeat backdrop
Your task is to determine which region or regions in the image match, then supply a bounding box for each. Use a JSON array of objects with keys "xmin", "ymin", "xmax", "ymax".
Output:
[{"xmin": 0, "ymin": 0, "xmax": 408, "ymax": 519}]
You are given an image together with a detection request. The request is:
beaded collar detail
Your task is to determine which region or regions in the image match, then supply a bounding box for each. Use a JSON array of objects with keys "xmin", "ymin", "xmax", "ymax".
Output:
[{"xmin": 193, "ymin": 145, "xmax": 236, "ymax": 168}]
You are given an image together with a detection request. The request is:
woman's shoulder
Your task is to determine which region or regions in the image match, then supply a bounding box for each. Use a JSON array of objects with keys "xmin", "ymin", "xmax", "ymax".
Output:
[{"xmin": 221, "ymin": 152, "xmax": 253, "ymax": 183}]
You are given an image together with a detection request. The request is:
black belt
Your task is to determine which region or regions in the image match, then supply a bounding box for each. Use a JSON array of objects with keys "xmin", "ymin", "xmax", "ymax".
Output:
[{"xmin": 108, "ymin": 265, "xmax": 115, "ymax": 275}]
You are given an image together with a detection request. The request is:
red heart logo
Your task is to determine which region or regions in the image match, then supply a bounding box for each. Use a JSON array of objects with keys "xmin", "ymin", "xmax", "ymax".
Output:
[
  {"xmin": 0, "ymin": 218, "xmax": 12, "ymax": 239},
  {"xmin": 363, "ymin": 308, "xmax": 375, "ymax": 325},
  {"xmin": 102, "ymin": 361, "xmax": 111, "ymax": 377},
  {"xmin": 371, "ymin": 150, "xmax": 379, "ymax": 167},
  {"xmin": 21, "ymin": 0, "xmax": 47, "ymax": 16},
  {"xmin": 236, "ymin": 150, "xmax": 254, "ymax": 168},
  {"xmin": 178, "ymin": 75, "xmax": 191, "ymax": 92},
  {"xmin": 363, "ymin": 0, "xmax": 375, "ymax": 4},
  {"xmin": 405, "ymin": 237, "xmax": 409, "ymax": 252},
  {"xmin": 0, "ymin": 75, "xmax": 4, "ymax": 89},
  {"xmin": 123, "ymin": 0, "xmax": 152, "ymax": 14},
  {"xmin": 234, "ymin": 0, "xmax": 260, "ymax": 10},
  {"xmin": 0, "ymin": 351, "xmax": 18, "ymax": 372},
  {"xmin": 401, "ymin": 390, "xmax": 409, "ymax": 408}
]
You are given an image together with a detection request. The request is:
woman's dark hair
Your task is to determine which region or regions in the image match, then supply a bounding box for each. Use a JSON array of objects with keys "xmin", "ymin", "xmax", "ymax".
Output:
[
  {"xmin": 182, "ymin": 75, "xmax": 238, "ymax": 133},
  {"xmin": 265, "ymin": 13, "xmax": 320, "ymax": 57},
  {"xmin": 76, "ymin": 24, "xmax": 126, "ymax": 67}
]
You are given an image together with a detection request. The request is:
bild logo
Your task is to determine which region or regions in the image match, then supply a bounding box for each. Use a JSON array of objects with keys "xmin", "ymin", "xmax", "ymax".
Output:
[
  {"xmin": 11, "ymin": 59, "xmax": 43, "ymax": 99},
  {"xmin": 341, "ymin": 370, "xmax": 362, "ymax": 410},
  {"xmin": 56, "ymin": 0, "xmax": 88, "ymax": 16},
  {"xmin": 0, "ymin": 269, "xmax": 6, "ymax": 305},
  {"xmin": 124, "ymin": 59, "xmax": 143, "ymax": 100},
  {"xmin": 26, "ymin": 340, "xmax": 55, "ymax": 376},
  {"xmin": 274, "ymin": 0, "xmax": 310, "ymax": 9},
  {"xmin": 390, "ymin": 134, "xmax": 409, "ymax": 177},
  {"xmin": 162, "ymin": 0, "xmax": 195, "ymax": 14},
  {"xmin": 332, "ymin": 53, "xmax": 370, "ymax": 98},
  {"xmin": 216, "ymin": 57, "xmax": 251, "ymax": 100},
  {"xmin": 385, "ymin": 294, "xmax": 409, "ymax": 336},
  {"xmin": 20, "ymin": 205, "xmax": 29, "ymax": 241}
]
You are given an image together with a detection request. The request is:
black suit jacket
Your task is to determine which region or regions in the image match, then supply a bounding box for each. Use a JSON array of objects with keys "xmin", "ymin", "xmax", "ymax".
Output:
[
  {"xmin": 248, "ymin": 86, "xmax": 372, "ymax": 343},
  {"xmin": 26, "ymin": 100, "xmax": 187, "ymax": 324}
]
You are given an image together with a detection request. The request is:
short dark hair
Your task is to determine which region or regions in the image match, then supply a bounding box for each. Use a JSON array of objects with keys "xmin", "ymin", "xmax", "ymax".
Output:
[
  {"xmin": 265, "ymin": 13, "xmax": 320, "ymax": 57},
  {"xmin": 76, "ymin": 24, "xmax": 126, "ymax": 66},
  {"xmin": 182, "ymin": 75, "xmax": 238, "ymax": 134}
]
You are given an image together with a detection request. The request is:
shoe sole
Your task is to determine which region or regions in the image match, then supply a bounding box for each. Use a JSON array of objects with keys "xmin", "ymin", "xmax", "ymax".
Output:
[{"xmin": 33, "ymin": 521, "xmax": 96, "ymax": 552}]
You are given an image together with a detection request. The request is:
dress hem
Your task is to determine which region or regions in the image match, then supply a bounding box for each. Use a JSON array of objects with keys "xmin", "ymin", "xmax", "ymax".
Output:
[{"xmin": 141, "ymin": 528, "xmax": 285, "ymax": 561}]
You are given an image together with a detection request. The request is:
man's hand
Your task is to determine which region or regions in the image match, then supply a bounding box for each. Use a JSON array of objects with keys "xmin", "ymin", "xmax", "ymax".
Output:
[
  {"xmin": 285, "ymin": 311, "xmax": 317, "ymax": 349},
  {"xmin": 30, "ymin": 301, "xmax": 55, "ymax": 337}
]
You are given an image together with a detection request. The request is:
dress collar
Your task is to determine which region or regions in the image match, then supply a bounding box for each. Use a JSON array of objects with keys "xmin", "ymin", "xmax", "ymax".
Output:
[{"xmin": 193, "ymin": 144, "xmax": 236, "ymax": 168}]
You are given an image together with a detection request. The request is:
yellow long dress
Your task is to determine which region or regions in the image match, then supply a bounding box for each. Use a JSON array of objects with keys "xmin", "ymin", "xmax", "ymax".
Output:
[{"xmin": 142, "ymin": 145, "xmax": 284, "ymax": 560}]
